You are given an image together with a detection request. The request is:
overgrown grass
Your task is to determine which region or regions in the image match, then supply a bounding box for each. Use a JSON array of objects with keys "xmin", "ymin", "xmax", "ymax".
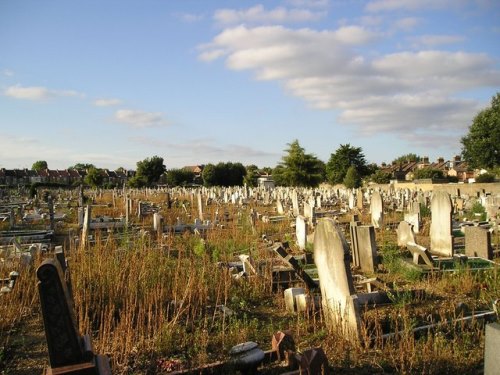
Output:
[{"xmin": 0, "ymin": 188, "xmax": 499, "ymax": 374}]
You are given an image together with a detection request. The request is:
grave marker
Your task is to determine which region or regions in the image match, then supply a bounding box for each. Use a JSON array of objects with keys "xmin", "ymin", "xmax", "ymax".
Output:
[
  {"xmin": 314, "ymin": 218, "xmax": 361, "ymax": 341},
  {"xmin": 430, "ymin": 191, "xmax": 454, "ymax": 257}
]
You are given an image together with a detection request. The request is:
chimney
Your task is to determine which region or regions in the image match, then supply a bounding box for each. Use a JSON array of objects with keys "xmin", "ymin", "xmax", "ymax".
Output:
[
  {"xmin": 422, "ymin": 156, "xmax": 429, "ymax": 164},
  {"xmin": 438, "ymin": 157, "xmax": 444, "ymax": 163},
  {"xmin": 454, "ymin": 155, "xmax": 461, "ymax": 162}
]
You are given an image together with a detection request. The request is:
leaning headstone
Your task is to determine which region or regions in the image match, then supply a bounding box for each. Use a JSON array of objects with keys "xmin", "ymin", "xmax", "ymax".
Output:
[
  {"xmin": 296, "ymin": 215, "xmax": 308, "ymax": 250},
  {"xmin": 430, "ymin": 191, "xmax": 454, "ymax": 257},
  {"xmin": 484, "ymin": 323, "xmax": 500, "ymax": 375},
  {"xmin": 397, "ymin": 221, "xmax": 416, "ymax": 248},
  {"xmin": 370, "ymin": 192, "xmax": 383, "ymax": 229},
  {"xmin": 464, "ymin": 226, "xmax": 493, "ymax": 260},
  {"xmin": 314, "ymin": 218, "xmax": 361, "ymax": 341},
  {"xmin": 37, "ymin": 259, "xmax": 111, "ymax": 374}
]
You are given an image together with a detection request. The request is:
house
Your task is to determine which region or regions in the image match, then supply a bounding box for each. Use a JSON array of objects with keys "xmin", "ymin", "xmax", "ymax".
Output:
[{"xmin": 447, "ymin": 156, "xmax": 474, "ymax": 182}]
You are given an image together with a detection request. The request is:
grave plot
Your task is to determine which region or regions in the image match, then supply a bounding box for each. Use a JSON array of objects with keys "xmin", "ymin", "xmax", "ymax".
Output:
[{"xmin": 0, "ymin": 184, "xmax": 499, "ymax": 374}]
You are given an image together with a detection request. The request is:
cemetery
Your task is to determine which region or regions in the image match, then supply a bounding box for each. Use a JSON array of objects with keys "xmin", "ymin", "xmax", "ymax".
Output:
[{"xmin": 0, "ymin": 182, "xmax": 499, "ymax": 374}]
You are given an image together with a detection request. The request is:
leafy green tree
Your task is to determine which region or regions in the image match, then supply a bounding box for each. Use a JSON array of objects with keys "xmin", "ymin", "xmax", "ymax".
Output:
[
  {"xmin": 326, "ymin": 144, "xmax": 369, "ymax": 185},
  {"xmin": 370, "ymin": 169, "xmax": 391, "ymax": 184},
  {"xmin": 413, "ymin": 168, "xmax": 444, "ymax": 180},
  {"xmin": 244, "ymin": 165, "xmax": 260, "ymax": 187},
  {"xmin": 201, "ymin": 162, "xmax": 246, "ymax": 187},
  {"xmin": 461, "ymin": 93, "xmax": 500, "ymax": 169},
  {"xmin": 70, "ymin": 163, "xmax": 95, "ymax": 171},
  {"xmin": 343, "ymin": 165, "xmax": 362, "ymax": 188},
  {"xmin": 135, "ymin": 156, "xmax": 166, "ymax": 187},
  {"xmin": 475, "ymin": 172, "xmax": 495, "ymax": 183},
  {"xmin": 223, "ymin": 162, "xmax": 246, "ymax": 186},
  {"xmin": 202, "ymin": 164, "xmax": 217, "ymax": 187},
  {"xmin": 272, "ymin": 140, "xmax": 324, "ymax": 187},
  {"xmin": 164, "ymin": 168, "xmax": 195, "ymax": 186},
  {"xmin": 128, "ymin": 175, "xmax": 147, "ymax": 188},
  {"xmin": 32, "ymin": 160, "xmax": 48, "ymax": 171},
  {"xmin": 392, "ymin": 153, "xmax": 421, "ymax": 164},
  {"xmin": 84, "ymin": 167, "xmax": 103, "ymax": 188}
]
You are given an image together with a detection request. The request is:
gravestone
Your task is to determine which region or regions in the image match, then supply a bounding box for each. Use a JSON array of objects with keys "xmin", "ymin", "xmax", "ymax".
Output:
[
  {"xmin": 356, "ymin": 188, "xmax": 363, "ymax": 210},
  {"xmin": 314, "ymin": 218, "xmax": 361, "ymax": 341},
  {"xmin": 349, "ymin": 221, "xmax": 361, "ymax": 268},
  {"xmin": 484, "ymin": 323, "xmax": 500, "ymax": 375},
  {"xmin": 430, "ymin": 191, "xmax": 454, "ymax": 257},
  {"xmin": 370, "ymin": 192, "xmax": 383, "ymax": 229},
  {"xmin": 81, "ymin": 205, "xmax": 91, "ymax": 249},
  {"xmin": 284, "ymin": 287, "xmax": 306, "ymax": 313},
  {"xmin": 404, "ymin": 211, "xmax": 420, "ymax": 233},
  {"xmin": 291, "ymin": 190, "xmax": 300, "ymax": 216},
  {"xmin": 153, "ymin": 213, "xmax": 164, "ymax": 234},
  {"xmin": 397, "ymin": 221, "xmax": 416, "ymax": 248},
  {"xmin": 296, "ymin": 215, "xmax": 308, "ymax": 250},
  {"xmin": 464, "ymin": 226, "xmax": 493, "ymax": 260},
  {"xmin": 351, "ymin": 225, "xmax": 378, "ymax": 273},
  {"xmin": 197, "ymin": 191, "xmax": 204, "ymax": 221},
  {"xmin": 277, "ymin": 200, "xmax": 284, "ymax": 215},
  {"xmin": 37, "ymin": 259, "xmax": 111, "ymax": 374}
]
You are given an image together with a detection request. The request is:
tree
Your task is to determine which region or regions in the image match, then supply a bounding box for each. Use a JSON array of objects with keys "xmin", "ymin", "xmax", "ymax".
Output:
[
  {"xmin": 272, "ymin": 140, "xmax": 324, "ymax": 187},
  {"xmin": 32, "ymin": 160, "xmax": 48, "ymax": 171},
  {"xmin": 135, "ymin": 156, "xmax": 166, "ymax": 187},
  {"xmin": 244, "ymin": 165, "xmax": 260, "ymax": 187},
  {"xmin": 201, "ymin": 162, "xmax": 246, "ymax": 187},
  {"xmin": 84, "ymin": 167, "xmax": 103, "ymax": 188},
  {"xmin": 343, "ymin": 165, "xmax": 362, "ymax": 188},
  {"xmin": 128, "ymin": 175, "xmax": 147, "ymax": 188},
  {"xmin": 326, "ymin": 144, "xmax": 369, "ymax": 185},
  {"xmin": 413, "ymin": 168, "xmax": 444, "ymax": 180},
  {"xmin": 461, "ymin": 93, "xmax": 500, "ymax": 169},
  {"xmin": 370, "ymin": 169, "xmax": 391, "ymax": 184},
  {"xmin": 70, "ymin": 163, "xmax": 95, "ymax": 171},
  {"xmin": 202, "ymin": 164, "xmax": 216, "ymax": 187},
  {"xmin": 476, "ymin": 172, "xmax": 495, "ymax": 183},
  {"xmin": 165, "ymin": 168, "xmax": 195, "ymax": 186},
  {"xmin": 392, "ymin": 153, "xmax": 421, "ymax": 164}
]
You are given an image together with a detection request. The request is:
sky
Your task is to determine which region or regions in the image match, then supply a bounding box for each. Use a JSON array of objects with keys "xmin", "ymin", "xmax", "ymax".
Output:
[{"xmin": 0, "ymin": 0, "xmax": 499, "ymax": 171}]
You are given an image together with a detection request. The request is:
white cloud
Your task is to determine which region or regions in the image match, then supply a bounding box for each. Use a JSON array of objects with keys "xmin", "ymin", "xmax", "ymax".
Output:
[
  {"xmin": 114, "ymin": 109, "xmax": 168, "ymax": 128},
  {"xmin": 214, "ymin": 5, "xmax": 325, "ymax": 26},
  {"xmin": 394, "ymin": 17, "xmax": 420, "ymax": 31},
  {"xmin": 409, "ymin": 34, "xmax": 465, "ymax": 48},
  {"xmin": 365, "ymin": 0, "xmax": 457, "ymax": 12},
  {"xmin": 94, "ymin": 98, "xmax": 122, "ymax": 107},
  {"xmin": 285, "ymin": 0, "xmax": 330, "ymax": 8},
  {"xmin": 199, "ymin": 24, "xmax": 500, "ymax": 144},
  {"xmin": 4, "ymin": 84, "xmax": 83, "ymax": 101},
  {"xmin": 2, "ymin": 69, "xmax": 14, "ymax": 77},
  {"xmin": 174, "ymin": 12, "xmax": 204, "ymax": 23}
]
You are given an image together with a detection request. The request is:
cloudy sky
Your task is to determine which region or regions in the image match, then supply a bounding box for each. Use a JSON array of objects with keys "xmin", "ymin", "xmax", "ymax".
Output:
[{"xmin": 1, "ymin": 0, "xmax": 499, "ymax": 170}]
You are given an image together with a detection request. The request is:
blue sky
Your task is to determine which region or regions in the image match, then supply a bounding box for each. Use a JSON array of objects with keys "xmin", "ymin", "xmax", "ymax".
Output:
[{"xmin": 1, "ymin": 0, "xmax": 499, "ymax": 170}]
